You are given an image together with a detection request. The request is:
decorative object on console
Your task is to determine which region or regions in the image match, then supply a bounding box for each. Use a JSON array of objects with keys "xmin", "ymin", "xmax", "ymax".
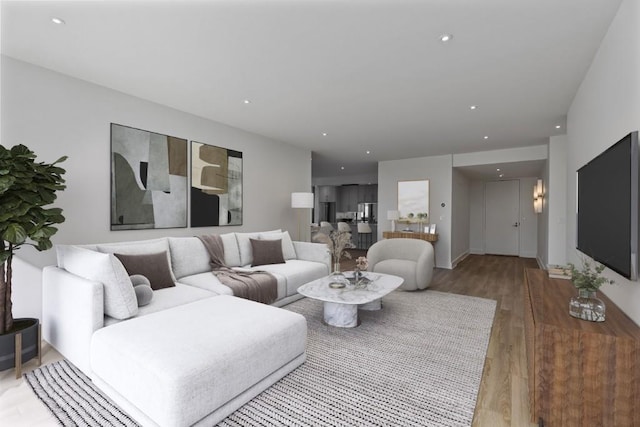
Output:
[
  {"xmin": 386, "ymin": 210, "xmax": 399, "ymax": 232},
  {"xmin": 564, "ymin": 258, "xmax": 614, "ymax": 322},
  {"xmin": 0, "ymin": 144, "xmax": 66, "ymax": 377},
  {"xmin": 291, "ymin": 192, "xmax": 314, "ymax": 240},
  {"xmin": 110, "ymin": 123, "xmax": 187, "ymax": 230},
  {"xmin": 191, "ymin": 141, "xmax": 243, "ymax": 227}
]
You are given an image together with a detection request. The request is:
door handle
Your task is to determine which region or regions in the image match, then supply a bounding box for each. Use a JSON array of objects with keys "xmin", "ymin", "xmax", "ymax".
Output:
[{"xmin": 513, "ymin": 222, "xmax": 519, "ymax": 227}]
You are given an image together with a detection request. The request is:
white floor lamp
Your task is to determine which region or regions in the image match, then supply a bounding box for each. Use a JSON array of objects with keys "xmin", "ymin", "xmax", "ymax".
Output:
[{"xmin": 291, "ymin": 192, "xmax": 314, "ymax": 241}]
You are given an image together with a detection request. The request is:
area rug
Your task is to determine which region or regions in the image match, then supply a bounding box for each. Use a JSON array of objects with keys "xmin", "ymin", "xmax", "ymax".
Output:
[{"xmin": 26, "ymin": 290, "xmax": 496, "ymax": 427}]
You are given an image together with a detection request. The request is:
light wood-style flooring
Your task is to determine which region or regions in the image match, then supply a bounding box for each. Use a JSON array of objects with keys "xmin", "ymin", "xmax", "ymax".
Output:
[{"xmin": 343, "ymin": 252, "xmax": 539, "ymax": 426}]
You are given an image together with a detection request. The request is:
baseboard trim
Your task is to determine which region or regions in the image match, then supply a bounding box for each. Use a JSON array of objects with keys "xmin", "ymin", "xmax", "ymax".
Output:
[{"xmin": 452, "ymin": 251, "xmax": 470, "ymax": 269}]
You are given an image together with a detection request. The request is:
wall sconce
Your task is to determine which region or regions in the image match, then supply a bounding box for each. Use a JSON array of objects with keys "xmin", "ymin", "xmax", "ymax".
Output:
[
  {"xmin": 291, "ymin": 192, "xmax": 314, "ymax": 240},
  {"xmin": 533, "ymin": 179, "xmax": 543, "ymax": 214},
  {"xmin": 387, "ymin": 210, "xmax": 400, "ymax": 232}
]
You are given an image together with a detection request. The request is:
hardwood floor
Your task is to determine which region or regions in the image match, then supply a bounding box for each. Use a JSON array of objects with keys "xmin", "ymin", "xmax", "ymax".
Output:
[
  {"xmin": 343, "ymin": 252, "xmax": 539, "ymax": 426},
  {"xmin": 430, "ymin": 254, "xmax": 539, "ymax": 427}
]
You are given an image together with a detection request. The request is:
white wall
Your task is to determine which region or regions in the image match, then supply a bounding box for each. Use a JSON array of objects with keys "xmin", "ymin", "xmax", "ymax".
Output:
[
  {"xmin": 378, "ymin": 155, "xmax": 453, "ymax": 268},
  {"xmin": 453, "ymin": 145, "xmax": 547, "ymax": 167},
  {"xmin": 566, "ymin": 0, "xmax": 640, "ymax": 324},
  {"xmin": 1, "ymin": 56, "xmax": 312, "ymax": 267},
  {"xmin": 518, "ymin": 177, "xmax": 538, "ymax": 258},
  {"xmin": 469, "ymin": 181, "xmax": 485, "ymax": 254},
  {"xmin": 537, "ymin": 153, "xmax": 550, "ymax": 267},
  {"xmin": 312, "ymin": 172, "xmax": 377, "ymax": 186},
  {"xmin": 547, "ymin": 135, "xmax": 567, "ymax": 266},
  {"xmin": 451, "ymin": 168, "xmax": 470, "ymax": 266}
]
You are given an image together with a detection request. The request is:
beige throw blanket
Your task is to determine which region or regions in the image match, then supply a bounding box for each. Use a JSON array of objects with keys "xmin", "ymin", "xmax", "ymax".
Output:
[{"xmin": 197, "ymin": 234, "xmax": 278, "ymax": 304}]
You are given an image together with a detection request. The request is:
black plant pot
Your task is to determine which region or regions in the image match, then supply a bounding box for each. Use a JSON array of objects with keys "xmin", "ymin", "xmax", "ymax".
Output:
[{"xmin": 0, "ymin": 318, "xmax": 40, "ymax": 376}]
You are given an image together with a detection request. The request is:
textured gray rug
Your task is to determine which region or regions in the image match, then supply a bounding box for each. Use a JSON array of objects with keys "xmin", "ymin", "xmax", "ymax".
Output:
[{"xmin": 26, "ymin": 290, "xmax": 496, "ymax": 427}]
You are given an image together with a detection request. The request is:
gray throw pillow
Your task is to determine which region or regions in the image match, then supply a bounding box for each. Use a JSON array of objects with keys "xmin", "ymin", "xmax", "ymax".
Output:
[
  {"xmin": 250, "ymin": 238, "xmax": 285, "ymax": 267},
  {"xmin": 114, "ymin": 251, "xmax": 175, "ymax": 290},
  {"xmin": 130, "ymin": 274, "xmax": 154, "ymax": 307},
  {"xmin": 133, "ymin": 284, "xmax": 154, "ymax": 307}
]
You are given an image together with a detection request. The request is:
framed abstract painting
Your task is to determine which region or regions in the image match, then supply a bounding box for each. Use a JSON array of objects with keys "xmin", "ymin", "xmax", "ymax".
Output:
[
  {"xmin": 191, "ymin": 141, "xmax": 243, "ymax": 227},
  {"xmin": 110, "ymin": 123, "xmax": 188, "ymax": 230}
]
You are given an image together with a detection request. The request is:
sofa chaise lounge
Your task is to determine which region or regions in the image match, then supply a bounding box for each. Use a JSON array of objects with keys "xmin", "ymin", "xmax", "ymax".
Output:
[{"xmin": 42, "ymin": 230, "xmax": 330, "ymax": 426}]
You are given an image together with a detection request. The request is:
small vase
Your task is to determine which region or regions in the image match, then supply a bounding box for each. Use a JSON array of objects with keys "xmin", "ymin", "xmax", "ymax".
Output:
[
  {"xmin": 569, "ymin": 289, "xmax": 606, "ymax": 322},
  {"xmin": 329, "ymin": 261, "xmax": 348, "ymax": 288}
]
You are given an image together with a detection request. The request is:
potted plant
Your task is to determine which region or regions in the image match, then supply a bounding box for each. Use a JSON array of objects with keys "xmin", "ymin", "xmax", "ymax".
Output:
[
  {"xmin": 563, "ymin": 258, "xmax": 614, "ymax": 322},
  {"xmin": 0, "ymin": 144, "xmax": 66, "ymax": 372}
]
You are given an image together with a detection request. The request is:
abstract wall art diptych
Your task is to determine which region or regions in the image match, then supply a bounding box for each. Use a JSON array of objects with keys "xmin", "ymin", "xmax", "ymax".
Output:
[
  {"xmin": 191, "ymin": 141, "xmax": 243, "ymax": 227},
  {"xmin": 110, "ymin": 123, "xmax": 188, "ymax": 230}
]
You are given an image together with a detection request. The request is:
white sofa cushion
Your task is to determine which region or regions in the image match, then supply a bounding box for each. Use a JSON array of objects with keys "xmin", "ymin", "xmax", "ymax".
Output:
[
  {"xmin": 90, "ymin": 296, "xmax": 307, "ymax": 427},
  {"xmin": 58, "ymin": 245, "xmax": 138, "ymax": 320},
  {"xmin": 176, "ymin": 273, "xmax": 234, "ymax": 296},
  {"xmin": 220, "ymin": 232, "xmax": 242, "ymax": 267},
  {"xmin": 168, "ymin": 237, "xmax": 211, "ymax": 279},
  {"xmin": 250, "ymin": 259, "xmax": 329, "ymax": 297},
  {"xmin": 260, "ymin": 231, "xmax": 297, "ymax": 260}
]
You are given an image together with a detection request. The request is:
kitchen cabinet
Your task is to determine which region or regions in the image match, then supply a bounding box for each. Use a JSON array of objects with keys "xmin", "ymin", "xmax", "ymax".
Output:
[
  {"xmin": 358, "ymin": 184, "xmax": 378, "ymax": 203},
  {"xmin": 317, "ymin": 185, "xmax": 337, "ymax": 203},
  {"xmin": 338, "ymin": 185, "xmax": 358, "ymax": 212}
]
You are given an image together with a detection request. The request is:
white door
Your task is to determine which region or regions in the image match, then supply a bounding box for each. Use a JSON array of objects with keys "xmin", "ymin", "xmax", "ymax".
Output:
[{"xmin": 485, "ymin": 180, "xmax": 520, "ymax": 255}]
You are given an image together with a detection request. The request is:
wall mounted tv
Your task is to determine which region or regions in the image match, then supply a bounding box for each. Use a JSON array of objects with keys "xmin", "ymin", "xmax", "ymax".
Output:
[{"xmin": 577, "ymin": 131, "xmax": 639, "ymax": 280}]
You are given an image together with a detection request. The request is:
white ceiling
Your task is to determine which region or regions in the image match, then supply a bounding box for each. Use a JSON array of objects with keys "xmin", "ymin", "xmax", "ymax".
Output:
[{"xmin": 0, "ymin": 0, "xmax": 622, "ymax": 179}]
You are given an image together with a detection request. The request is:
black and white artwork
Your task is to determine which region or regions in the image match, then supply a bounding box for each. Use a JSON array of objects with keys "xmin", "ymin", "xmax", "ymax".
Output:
[
  {"xmin": 110, "ymin": 123, "xmax": 188, "ymax": 230},
  {"xmin": 190, "ymin": 141, "xmax": 243, "ymax": 227}
]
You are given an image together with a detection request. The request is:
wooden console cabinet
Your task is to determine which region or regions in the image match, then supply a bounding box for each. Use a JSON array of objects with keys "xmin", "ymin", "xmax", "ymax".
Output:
[
  {"xmin": 524, "ymin": 269, "xmax": 640, "ymax": 426},
  {"xmin": 382, "ymin": 231, "xmax": 438, "ymax": 242}
]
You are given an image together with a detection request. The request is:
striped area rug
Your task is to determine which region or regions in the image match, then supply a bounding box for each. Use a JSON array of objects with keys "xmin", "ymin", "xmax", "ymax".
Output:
[{"xmin": 26, "ymin": 290, "xmax": 496, "ymax": 427}]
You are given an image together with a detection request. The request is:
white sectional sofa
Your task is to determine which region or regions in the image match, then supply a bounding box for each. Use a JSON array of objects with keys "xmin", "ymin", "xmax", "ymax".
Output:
[{"xmin": 42, "ymin": 230, "xmax": 330, "ymax": 426}]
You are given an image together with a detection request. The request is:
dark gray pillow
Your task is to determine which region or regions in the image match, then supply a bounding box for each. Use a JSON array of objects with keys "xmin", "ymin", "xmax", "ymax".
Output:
[
  {"xmin": 114, "ymin": 251, "xmax": 175, "ymax": 290},
  {"xmin": 250, "ymin": 238, "xmax": 285, "ymax": 267}
]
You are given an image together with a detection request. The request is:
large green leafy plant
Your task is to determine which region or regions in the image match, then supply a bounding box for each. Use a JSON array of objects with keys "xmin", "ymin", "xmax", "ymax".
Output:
[{"xmin": 0, "ymin": 145, "xmax": 66, "ymax": 334}]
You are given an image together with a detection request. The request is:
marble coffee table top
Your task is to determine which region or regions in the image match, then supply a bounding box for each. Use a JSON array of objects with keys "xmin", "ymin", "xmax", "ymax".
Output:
[{"xmin": 298, "ymin": 272, "xmax": 404, "ymax": 305}]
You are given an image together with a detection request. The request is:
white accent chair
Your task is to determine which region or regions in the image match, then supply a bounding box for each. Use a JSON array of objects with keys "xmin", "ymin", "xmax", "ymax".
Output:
[{"xmin": 366, "ymin": 238, "xmax": 434, "ymax": 291}]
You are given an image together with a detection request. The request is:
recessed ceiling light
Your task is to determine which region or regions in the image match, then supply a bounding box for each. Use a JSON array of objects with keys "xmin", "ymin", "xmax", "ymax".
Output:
[
  {"xmin": 243, "ymin": 99, "xmax": 251, "ymax": 104},
  {"xmin": 340, "ymin": 166, "xmax": 345, "ymax": 170},
  {"xmin": 499, "ymin": 174, "xmax": 504, "ymax": 178},
  {"xmin": 439, "ymin": 34, "xmax": 453, "ymax": 42},
  {"xmin": 555, "ymin": 125, "xmax": 561, "ymax": 129},
  {"xmin": 366, "ymin": 150, "xmax": 371, "ymax": 154},
  {"xmin": 484, "ymin": 136, "xmax": 489, "ymax": 140},
  {"xmin": 469, "ymin": 105, "xmax": 477, "ymax": 110},
  {"xmin": 322, "ymin": 132, "xmax": 328, "ymax": 136},
  {"xmin": 496, "ymin": 168, "xmax": 501, "ymax": 171},
  {"xmin": 51, "ymin": 17, "xmax": 65, "ymax": 25}
]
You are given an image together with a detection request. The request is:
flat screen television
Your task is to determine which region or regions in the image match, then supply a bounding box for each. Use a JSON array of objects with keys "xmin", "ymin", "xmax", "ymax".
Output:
[{"xmin": 577, "ymin": 131, "xmax": 639, "ymax": 280}]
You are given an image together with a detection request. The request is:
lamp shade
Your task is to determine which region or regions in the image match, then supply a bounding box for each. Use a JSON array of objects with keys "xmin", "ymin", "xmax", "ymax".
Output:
[
  {"xmin": 291, "ymin": 192, "xmax": 314, "ymax": 208},
  {"xmin": 387, "ymin": 210, "xmax": 400, "ymax": 220}
]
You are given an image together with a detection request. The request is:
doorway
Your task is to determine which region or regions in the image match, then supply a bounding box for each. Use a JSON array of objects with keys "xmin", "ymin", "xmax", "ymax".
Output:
[{"xmin": 484, "ymin": 180, "xmax": 520, "ymax": 255}]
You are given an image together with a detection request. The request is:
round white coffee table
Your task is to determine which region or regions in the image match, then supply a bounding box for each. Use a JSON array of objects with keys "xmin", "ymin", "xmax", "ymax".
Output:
[{"xmin": 297, "ymin": 272, "xmax": 404, "ymax": 328}]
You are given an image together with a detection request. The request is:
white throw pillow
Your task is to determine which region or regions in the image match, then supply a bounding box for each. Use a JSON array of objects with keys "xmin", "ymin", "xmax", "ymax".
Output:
[
  {"xmin": 260, "ymin": 231, "xmax": 297, "ymax": 260},
  {"xmin": 61, "ymin": 246, "xmax": 138, "ymax": 319},
  {"xmin": 220, "ymin": 233, "xmax": 241, "ymax": 267}
]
